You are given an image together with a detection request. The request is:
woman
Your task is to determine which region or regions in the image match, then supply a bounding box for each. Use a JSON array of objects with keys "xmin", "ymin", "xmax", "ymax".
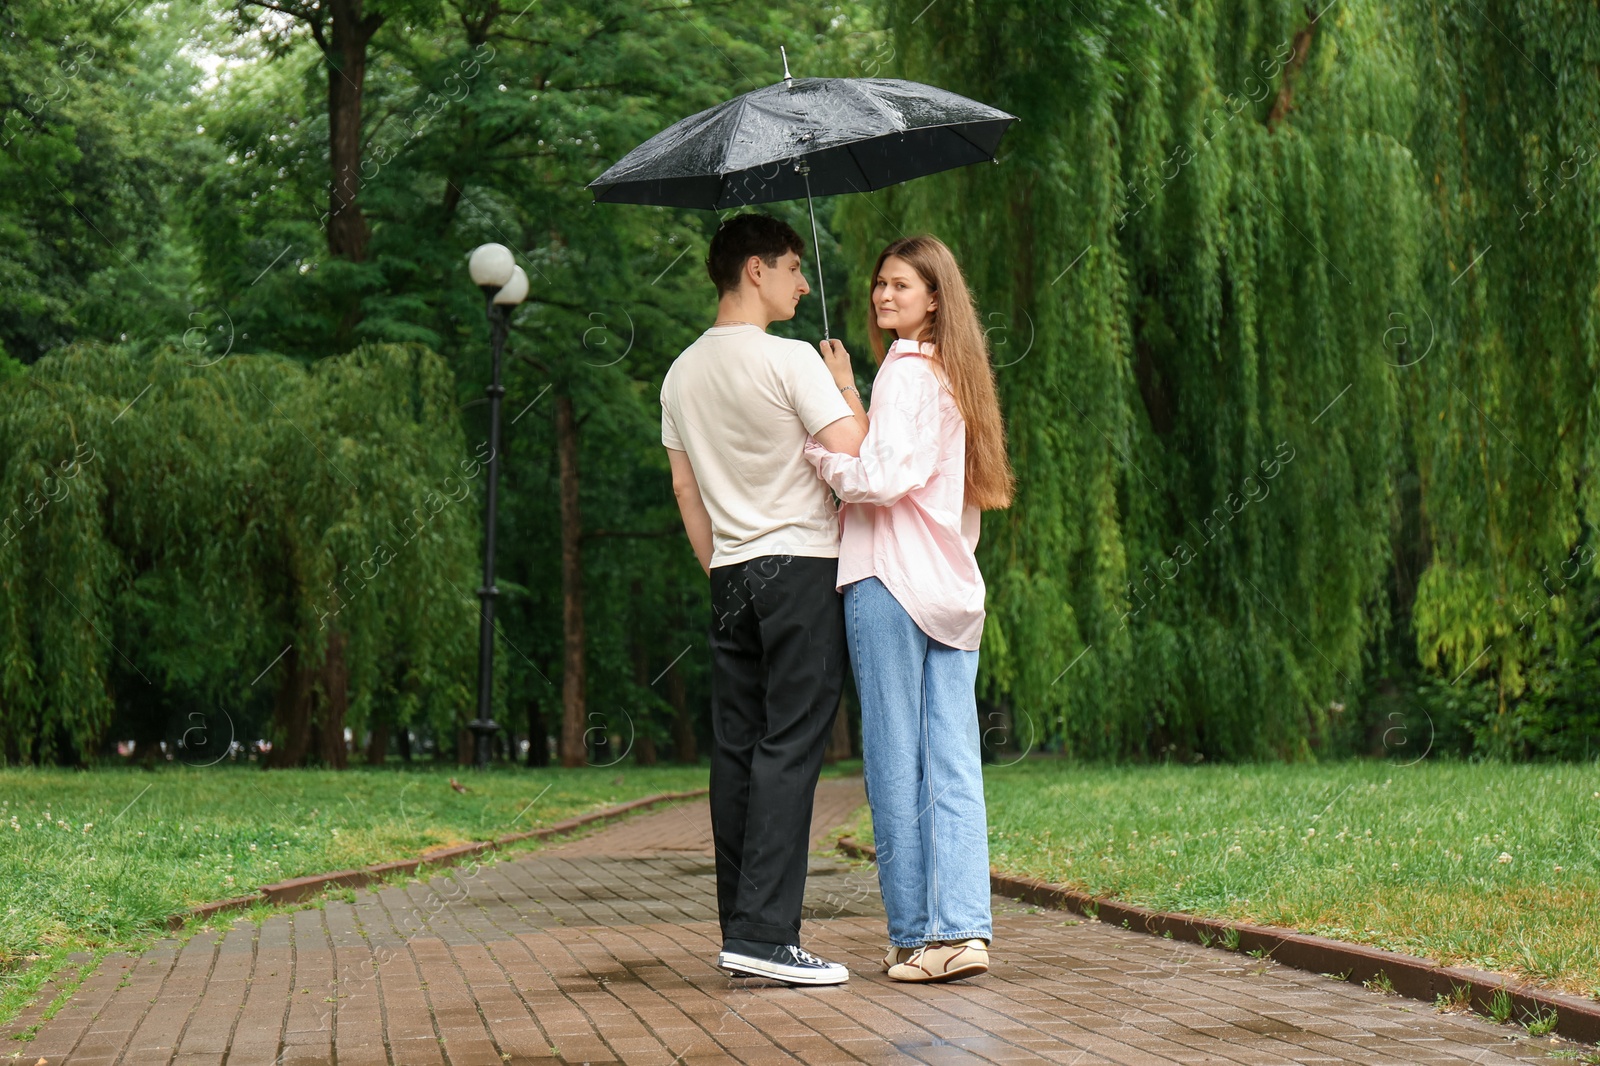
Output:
[{"xmin": 805, "ymin": 235, "xmax": 1014, "ymax": 983}]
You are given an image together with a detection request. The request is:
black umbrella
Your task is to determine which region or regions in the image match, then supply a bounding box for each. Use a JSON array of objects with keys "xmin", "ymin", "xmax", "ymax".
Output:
[{"xmin": 587, "ymin": 49, "xmax": 1017, "ymax": 337}]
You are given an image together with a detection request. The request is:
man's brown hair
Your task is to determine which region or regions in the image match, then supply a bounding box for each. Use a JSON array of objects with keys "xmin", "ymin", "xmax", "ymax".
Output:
[{"xmin": 706, "ymin": 213, "xmax": 805, "ymax": 296}]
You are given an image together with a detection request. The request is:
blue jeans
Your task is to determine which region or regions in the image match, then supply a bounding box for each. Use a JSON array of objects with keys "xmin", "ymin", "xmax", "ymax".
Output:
[{"xmin": 844, "ymin": 576, "xmax": 992, "ymax": 948}]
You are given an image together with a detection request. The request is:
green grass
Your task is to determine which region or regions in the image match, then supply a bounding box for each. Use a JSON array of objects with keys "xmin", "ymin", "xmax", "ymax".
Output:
[
  {"xmin": 850, "ymin": 759, "xmax": 1600, "ymax": 996},
  {"xmin": 981, "ymin": 760, "xmax": 1600, "ymax": 996},
  {"xmin": 0, "ymin": 761, "xmax": 709, "ymax": 1028}
]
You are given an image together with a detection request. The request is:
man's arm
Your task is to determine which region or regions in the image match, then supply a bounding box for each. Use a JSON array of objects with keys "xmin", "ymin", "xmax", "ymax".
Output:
[
  {"xmin": 667, "ymin": 448, "xmax": 713, "ymax": 576},
  {"xmin": 814, "ymin": 386, "xmax": 868, "ymax": 457}
]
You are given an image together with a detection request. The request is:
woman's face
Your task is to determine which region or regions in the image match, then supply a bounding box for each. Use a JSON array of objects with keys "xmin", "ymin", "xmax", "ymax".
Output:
[{"xmin": 873, "ymin": 255, "xmax": 937, "ymax": 340}]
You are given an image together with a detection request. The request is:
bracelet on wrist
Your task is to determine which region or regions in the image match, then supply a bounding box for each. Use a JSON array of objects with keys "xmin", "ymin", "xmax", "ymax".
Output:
[{"xmin": 840, "ymin": 384, "xmax": 860, "ymax": 399}]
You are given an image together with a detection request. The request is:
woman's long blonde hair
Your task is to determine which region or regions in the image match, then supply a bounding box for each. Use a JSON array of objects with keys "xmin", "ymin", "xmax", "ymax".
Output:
[{"xmin": 868, "ymin": 235, "xmax": 1015, "ymax": 511}]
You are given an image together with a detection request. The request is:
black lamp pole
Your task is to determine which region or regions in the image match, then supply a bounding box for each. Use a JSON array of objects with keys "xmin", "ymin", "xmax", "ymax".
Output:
[{"xmin": 469, "ymin": 288, "xmax": 509, "ymax": 769}]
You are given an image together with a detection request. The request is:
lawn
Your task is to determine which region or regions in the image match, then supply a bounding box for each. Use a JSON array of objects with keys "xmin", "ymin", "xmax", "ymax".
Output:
[
  {"xmin": 0, "ymin": 761, "xmax": 710, "ymax": 1029},
  {"xmin": 985, "ymin": 755, "xmax": 1600, "ymax": 998},
  {"xmin": 851, "ymin": 759, "xmax": 1600, "ymax": 997}
]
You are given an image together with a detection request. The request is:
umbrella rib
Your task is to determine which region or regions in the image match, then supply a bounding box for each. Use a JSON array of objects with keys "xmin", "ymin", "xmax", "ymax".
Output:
[
  {"xmin": 832, "ymin": 118, "xmax": 1014, "ymax": 198},
  {"xmin": 946, "ymin": 122, "xmax": 997, "ymax": 160},
  {"xmin": 843, "ymin": 142, "xmax": 876, "ymax": 193},
  {"xmin": 717, "ymin": 95, "xmax": 754, "ymax": 178},
  {"xmin": 845, "ymin": 80, "xmax": 905, "ymax": 133}
]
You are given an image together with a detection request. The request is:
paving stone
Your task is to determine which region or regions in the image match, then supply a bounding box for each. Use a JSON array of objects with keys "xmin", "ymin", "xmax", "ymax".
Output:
[{"xmin": 2, "ymin": 779, "xmax": 1579, "ymax": 1064}]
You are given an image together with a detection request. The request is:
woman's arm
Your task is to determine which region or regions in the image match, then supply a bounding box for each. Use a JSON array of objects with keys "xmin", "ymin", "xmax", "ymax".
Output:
[
  {"xmin": 804, "ymin": 361, "xmax": 942, "ymax": 506},
  {"xmin": 807, "ymin": 340, "xmax": 868, "ymax": 456},
  {"xmin": 820, "ymin": 339, "xmax": 869, "ymax": 440}
]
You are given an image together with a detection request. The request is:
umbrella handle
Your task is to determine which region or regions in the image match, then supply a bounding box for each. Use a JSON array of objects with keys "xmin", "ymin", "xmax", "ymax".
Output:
[{"xmin": 798, "ymin": 162, "xmax": 829, "ymax": 341}]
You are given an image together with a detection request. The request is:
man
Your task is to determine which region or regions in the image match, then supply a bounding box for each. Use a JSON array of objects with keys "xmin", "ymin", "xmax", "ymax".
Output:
[{"xmin": 660, "ymin": 213, "xmax": 868, "ymax": 985}]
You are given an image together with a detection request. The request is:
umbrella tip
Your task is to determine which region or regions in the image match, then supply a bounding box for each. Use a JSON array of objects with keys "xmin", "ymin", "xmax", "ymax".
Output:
[{"xmin": 780, "ymin": 45, "xmax": 793, "ymax": 86}]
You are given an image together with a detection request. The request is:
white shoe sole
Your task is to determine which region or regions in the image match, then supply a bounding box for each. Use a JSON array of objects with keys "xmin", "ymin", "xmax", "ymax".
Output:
[
  {"xmin": 717, "ymin": 951, "xmax": 850, "ymax": 986},
  {"xmin": 888, "ymin": 959, "xmax": 988, "ymax": 983}
]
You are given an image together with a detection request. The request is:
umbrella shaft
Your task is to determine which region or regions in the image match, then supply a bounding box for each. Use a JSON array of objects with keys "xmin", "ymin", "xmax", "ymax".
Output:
[{"xmin": 802, "ymin": 167, "xmax": 829, "ymax": 340}]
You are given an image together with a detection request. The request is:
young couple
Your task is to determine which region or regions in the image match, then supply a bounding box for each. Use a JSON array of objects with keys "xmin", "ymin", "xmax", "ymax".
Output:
[{"xmin": 660, "ymin": 213, "xmax": 1014, "ymax": 987}]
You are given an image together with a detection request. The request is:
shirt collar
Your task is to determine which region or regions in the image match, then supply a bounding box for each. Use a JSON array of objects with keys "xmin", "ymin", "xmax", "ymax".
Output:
[{"xmin": 886, "ymin": 336, "xmax": 936, "ymax": 359}]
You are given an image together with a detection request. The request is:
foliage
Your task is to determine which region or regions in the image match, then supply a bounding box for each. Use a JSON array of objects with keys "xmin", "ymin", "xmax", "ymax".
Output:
[
  {"xmin": 4, "ymin": 0, "xmax": 1600, "ymax": 764},
  {"xmin": 1482, "ymin": 561, "xmax": 1600, "ymax": 760},
  {"xmin": 834, "ymin": 0, "xmax": 1600, "ymax": 761},
  {"xmin": 178, "ymin": 0, "xmax": 858, "ymax": 756},
  {"xmin": 836, "ymin": 0, "xmax": 1417, "ymax": 758},
  {"xmin": 0, "ymin": 1, "xmax": 202, "ymax": 363},
  {"xmin": 0, "ymin": 342, "xmax": 479, "ymax": 763},
  {"xmin": 1400, "ymin": 2, "xmax": 1600, "ymax": 724}
]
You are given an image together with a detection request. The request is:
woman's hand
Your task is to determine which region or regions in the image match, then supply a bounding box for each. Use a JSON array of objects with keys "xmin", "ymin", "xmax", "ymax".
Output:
[{"xmin": 819, "ymin": 338, "xmax": 854, "ymax": 388}]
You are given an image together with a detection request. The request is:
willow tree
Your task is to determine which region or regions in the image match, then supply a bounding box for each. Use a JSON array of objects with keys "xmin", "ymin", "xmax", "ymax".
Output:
[
  {"xmin": 837, "ymin": 0, "xmax": 1424, "ymax": 758},
  {"xmin": 1398, "ymin": 2, "xmax": 1600, "ymax": 756},
  {"xmin": 0, "ymin": 342, "xmax": 480, "ymax": 766}
]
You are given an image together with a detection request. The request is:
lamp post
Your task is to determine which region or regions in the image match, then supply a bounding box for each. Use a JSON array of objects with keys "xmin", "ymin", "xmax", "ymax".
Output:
[{"xmin": 466, "ymin": 243, "xmax": 527, "ymax": 769}]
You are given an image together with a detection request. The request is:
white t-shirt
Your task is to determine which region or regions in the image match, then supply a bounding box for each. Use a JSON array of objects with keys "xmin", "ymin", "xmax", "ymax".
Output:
[{"xmin": 661, "ymin": 324, "xmax": 854, "ymax": 568}]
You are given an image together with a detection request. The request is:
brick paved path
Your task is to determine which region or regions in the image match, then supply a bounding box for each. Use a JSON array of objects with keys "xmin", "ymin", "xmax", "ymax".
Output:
[{"xmin": 6, "ymin": 778, "xmax": 1570, "ymax": 1065}]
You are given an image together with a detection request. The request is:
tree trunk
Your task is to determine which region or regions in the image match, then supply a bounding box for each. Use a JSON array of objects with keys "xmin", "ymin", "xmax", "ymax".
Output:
[
  {"xmin": 526, "ymin": 701, "xmax": 549, "ymax": 766},
  {"xmin": 267, "ymin": 644, "xmax": 313, "ymax": 768},
  {"xmin": 825, "ymin": 691, "xmax": 852, "ymax": 762},
  {"xmin": 397, "ymin": 725, "xmax": 412, "ymax": 762},
  {"xmin": 324, "ymin": 0, "xmax": 377, "ymax": 264},
  {"xmin": 635, "ymin": 734, "xmax": 658, "ymax": 766},
  {"xmin": 264, "ymin": 632, "xmax": 348, "ymax": 768},
  {"xmin": 668, "ymin": 660, "xmax": 696, "ymax": 763},
  {"xmin": 52, "ymin": 722, "xmax": 82, "ymax": 768},
  {"xmin": 366, "ymin": 719, "xmax": 389, "ymax": 766},
  {"xmin": 321, "ymin": 0, "xmax": 383, "ymax": 346},
  {"xmin": 557, "ymin": 394, "xmax": 587, "ymax": 767},
  {"xmin": 316, "ymin": 631, "xmax": 350, "ymax": 769},
  {"xmin": 1267, "ymin": 6, "xmax": 1319, "ymax": 131},
  {"xmin": 630, "ymin": 579, "xmax": 657, "ymax": 766}
]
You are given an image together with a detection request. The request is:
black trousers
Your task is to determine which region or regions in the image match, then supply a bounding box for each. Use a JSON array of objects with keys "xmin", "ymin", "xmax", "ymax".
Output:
[{"xmin": 707, "ymin": 554, "xmax": 845, "ymax": 945}]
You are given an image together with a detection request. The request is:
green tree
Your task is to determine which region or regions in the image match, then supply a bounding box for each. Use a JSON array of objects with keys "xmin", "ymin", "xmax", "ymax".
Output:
[
  {"xmin": 1399, "ymin": 1, "xmax": 1600, "ymax": 752},
  {"xmin": 186, "ymin": 0, "xmax": 858, "ymax": 765},
  {"xmin": 0, "ymin": 342, "xmax": 479, "ymax": 766},
  {"xmin": 0, "ymin": 1, "xmax": 202, "ymax": 363},
  {"xmin": 841, "ymin": 0, "xmax": 1420, "ymax": 759}
]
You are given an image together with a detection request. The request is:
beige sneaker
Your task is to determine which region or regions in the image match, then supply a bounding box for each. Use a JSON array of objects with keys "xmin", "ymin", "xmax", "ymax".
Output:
[
  {"xmin": 888, "ymin": 939, "xmax": 989, "ymax": 983},
  {"xmin": 881, "ymin": 945, "xmax": 918, "ymax": 973}
]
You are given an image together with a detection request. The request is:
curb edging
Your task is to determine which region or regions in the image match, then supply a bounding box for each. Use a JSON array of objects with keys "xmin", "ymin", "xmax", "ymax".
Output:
[
  {"xmin": 836, "ymin": 836, "xmax": 1600, "ymax": 1047},
  {"xmin": 168, "ymin": 788, "xmax": 709, "ymax": 931}
]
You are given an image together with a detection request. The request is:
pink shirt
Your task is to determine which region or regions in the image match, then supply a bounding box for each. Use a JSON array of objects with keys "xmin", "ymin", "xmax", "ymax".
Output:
[{"xmin": 804, "ymin": 338, "xmax": 985, "ymax": 651}]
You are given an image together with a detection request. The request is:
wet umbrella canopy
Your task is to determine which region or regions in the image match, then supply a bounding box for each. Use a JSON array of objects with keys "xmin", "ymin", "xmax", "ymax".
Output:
[
  {"xmin": 586, "ymin": 75, "xmax": 1017, "ymax": 209},
  {"xmin": 587, "ymin": 57, "xmax": 1016, "ymax": 336}
]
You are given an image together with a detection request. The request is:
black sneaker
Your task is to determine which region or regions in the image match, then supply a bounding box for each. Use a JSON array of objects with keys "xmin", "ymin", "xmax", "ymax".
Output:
[{"xmin": 717, "ymin": 941, "xmax": 850, "ymax": 985}]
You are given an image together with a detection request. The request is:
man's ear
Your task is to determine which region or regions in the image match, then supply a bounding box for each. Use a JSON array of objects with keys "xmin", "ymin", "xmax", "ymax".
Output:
[{"xmin": 745, "ymin": 254, "xmax": 764, "ymax": 288}]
